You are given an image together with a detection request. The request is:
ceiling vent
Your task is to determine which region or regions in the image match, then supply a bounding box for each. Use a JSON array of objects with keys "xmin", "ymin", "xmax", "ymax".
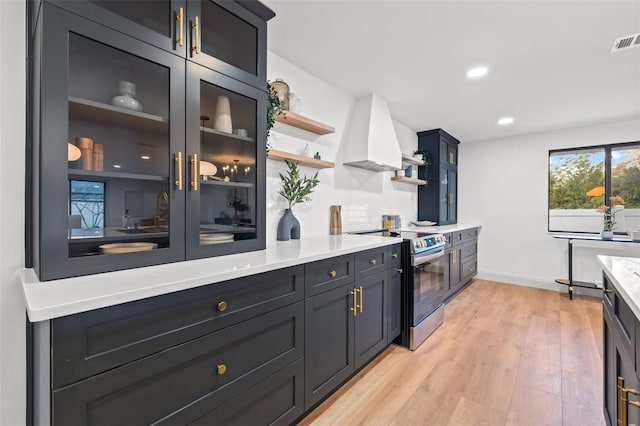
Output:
[{"xmin": 611, "ymin": 33, "xmax": 640, "ymax": 52}]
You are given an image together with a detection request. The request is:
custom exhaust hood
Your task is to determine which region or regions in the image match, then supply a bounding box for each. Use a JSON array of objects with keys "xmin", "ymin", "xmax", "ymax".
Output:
[{"xmin": 343, "ymin": 94, "xmax": 403, "ymax": 172}]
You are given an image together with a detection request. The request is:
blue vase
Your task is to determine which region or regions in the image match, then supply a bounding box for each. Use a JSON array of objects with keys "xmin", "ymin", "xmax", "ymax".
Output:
[{"xmin": 277, "ymin": 208, "xmax": 300, "ymax": 241}]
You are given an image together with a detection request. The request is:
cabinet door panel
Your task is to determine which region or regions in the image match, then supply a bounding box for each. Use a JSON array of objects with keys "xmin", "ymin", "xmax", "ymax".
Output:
[
  {"xmin": 53, "ymin": 302, "xmax": 304, "ymax": 426},
  {"xmin": 185, "ymin": 61, "xmax": 266, "ymax": 259},
  {"xmin": 187, "ymin": 0, "xmax": 268, "ymax": 89},
  {"xmin": 305, "ymin": 283, "xmax": 355, "ymax": 410},
  {"xmin": 354, "ymin": 273, "xmax": 387, "ymax": 369},
  {"xmin": 604, "ymin": 308, "xmax": 615, "ymax": 426},
  {"xmin": 53, "ymin": 266, "xmax": 303, "ymax": 388},
  {"xmin": 388, "ymin": 267, "xmax": 402, "ymax": 343},
  {"xmin": 38, "ymin": 4, "xmax": 185, "ymax": 280},
  {"xmin": 50, "ymin": 0, "xmax": 187, "ymax": 56}
]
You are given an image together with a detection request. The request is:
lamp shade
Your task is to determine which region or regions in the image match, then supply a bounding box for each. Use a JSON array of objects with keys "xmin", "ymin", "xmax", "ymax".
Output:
[
  {"xmin": 67, "ymin": 143, "xmax": 82, "ymax": 161},
  {"xmin": 200, "ymin": 160, "xmax": 217, "ymax": 176}
]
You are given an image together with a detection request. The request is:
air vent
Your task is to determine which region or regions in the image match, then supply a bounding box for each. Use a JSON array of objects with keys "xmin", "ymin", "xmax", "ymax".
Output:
[{"xmin": 611, "ymin": 33, "xmax": 640, "ymax": 52}]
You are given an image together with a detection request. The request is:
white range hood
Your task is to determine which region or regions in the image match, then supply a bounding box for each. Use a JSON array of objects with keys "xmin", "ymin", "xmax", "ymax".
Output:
[{"xmin": 343, "ymin": 93, "xmax": 403, "ymax": 172}]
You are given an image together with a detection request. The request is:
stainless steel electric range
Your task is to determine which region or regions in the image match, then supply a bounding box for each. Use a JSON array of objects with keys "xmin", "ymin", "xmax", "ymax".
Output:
[{"xmin": 350, "ymin": 230, "xmax": 448, "ymax": 350}]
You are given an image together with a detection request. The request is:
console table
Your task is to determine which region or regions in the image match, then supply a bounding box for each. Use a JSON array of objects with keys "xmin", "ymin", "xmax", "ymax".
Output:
[{"xmin": 552, "ymin": 234, "xmax": 638, "ymax": 299}]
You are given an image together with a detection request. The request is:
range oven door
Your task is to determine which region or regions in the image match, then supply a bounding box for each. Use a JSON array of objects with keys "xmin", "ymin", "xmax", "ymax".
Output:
[{"xmin": 411, "ymin": 249, "xmax": 448, "ymax": 325}]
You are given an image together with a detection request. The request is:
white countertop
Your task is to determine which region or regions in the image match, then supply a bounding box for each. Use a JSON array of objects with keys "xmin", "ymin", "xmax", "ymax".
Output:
[
  {"xmin": 22, "ymin": 235, "xmax": 399, "ymax": 322},
  {"xmin": 598, "ymin": 255, "xmax": 640, "ymax": 319},
  {"xmin": 400, "ymin": 223, "xmax": 482, "ymax": 234}
]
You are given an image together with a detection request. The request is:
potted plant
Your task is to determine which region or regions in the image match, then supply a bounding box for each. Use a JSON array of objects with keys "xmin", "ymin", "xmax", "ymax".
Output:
[
  {"xmin": 597, "ymin": 195, "xmax": 625, "ymax": 239},
  {"xmin": 277, "ymin": 159, "xmax": 319, "ymax": 241},
  {"xmin": 266, "ymin": 81, "xmax": 286, "ymax": 144},
  {"xmin": 413, "ymin": 149, "xmax": 432, "ymax": 183}
]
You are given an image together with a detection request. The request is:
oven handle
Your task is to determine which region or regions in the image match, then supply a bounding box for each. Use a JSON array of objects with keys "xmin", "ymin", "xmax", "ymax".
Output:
[{"xmin": 412, "ymin": 248, "xmax": 446, "ymax": 266}]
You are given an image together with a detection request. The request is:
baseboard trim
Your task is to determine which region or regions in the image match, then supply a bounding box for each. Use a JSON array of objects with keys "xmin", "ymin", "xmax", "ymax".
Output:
[{"xmin": 477, "ymin": 271, "xmax": 603, "ymax": 298}]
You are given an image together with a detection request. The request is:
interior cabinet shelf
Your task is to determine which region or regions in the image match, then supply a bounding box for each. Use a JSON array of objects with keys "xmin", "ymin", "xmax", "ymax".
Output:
[
  {"xmin": 200, "ymin": 179, "xmax": 253, "ymax": 188},
  {"xmin": 390, "ymin": 176, "xmax": 427, "ymax": 185},
  {"xmin": 68, "ymin": 169, "xmax": 168, "ymax": 182},
  {"xmin": 274, "ymin": 111, "xmax": 335, "ymax": 135},
  {"xmin": 200, "ymin": 126, "xmax": 254, "ymax": 143},
  {"xmin": 266, "ymin": 148, "xmax": 335, "ymax": 169},
  {"xmin": 401, "ymin": 153, "xmax": 425, "ymax": 166},
  {"xmin": 68, "ymin": 96, "xmax": 167, "ymax": 133}
]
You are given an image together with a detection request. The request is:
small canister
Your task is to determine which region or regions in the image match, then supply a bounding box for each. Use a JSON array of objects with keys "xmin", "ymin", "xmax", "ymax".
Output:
[
  {"xmin": 271, "ymin": 79, "xmax": 290, "ymax": 110},
  {"xmin": 93, "ymin": 143, "xmax": 104, "ymax": 171},
  {"xmin": 76, "ymin": 137, "xmax": 94, "ymax": 170}
]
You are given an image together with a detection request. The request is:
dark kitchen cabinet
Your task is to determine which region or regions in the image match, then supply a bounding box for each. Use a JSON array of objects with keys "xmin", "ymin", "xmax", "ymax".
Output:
[
  {"xmin": 30, "ymin": 2, "xmax": 270, "ymax": 280},
  {"xmin": 48, "ymin": 0, "xmax": 273, "ymax": 90},
  {"xmin": 304, "ymin": 246, "xmax": 391, "ymax": 410},
  {"xmin": 387, "ymin": 245, "xmax": 402, "ymax": 343},
  {"xmin": 602, "ymin": 272, "xmax": 640, "ymax": 426},
  {"xmin": 417, "ymin": 128, "xmax": 460, "ymax": 225},
  {"xmin": 445, "ymin": 228, "xmax": 478, "ymax": 300}
]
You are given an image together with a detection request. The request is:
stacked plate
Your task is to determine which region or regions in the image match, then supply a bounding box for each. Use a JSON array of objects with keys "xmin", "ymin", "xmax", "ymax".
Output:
[
  {"xmin": 410, "ymin": 221, "xmax": 437, "ymax": 227},
  {"xmin": 99, "ymin": 242, "xmax": 158, "ymax": 254},
  {"xmin": 200, "ymin": 233, "xmax": 234, "ymax": 245}
]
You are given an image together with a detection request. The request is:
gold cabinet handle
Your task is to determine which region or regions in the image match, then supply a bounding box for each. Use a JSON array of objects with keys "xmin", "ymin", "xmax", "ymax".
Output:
[
  {"xmin": 217, "ymin": 301, "xmax": 227, "ymax": 312},
  {"xmin": 369, "ymin": 259, "xmax": 377, "ymax": 265},
  {"xmin": 217, "ymin": 364, "xmax": 227, "ymax": 375},
  {"xmin": 448, "ymin": 193, "xmax": 454, "ymax": 205},
  {"xmin": 329, "ymin": 270, "xmax": 336, "ymax": 278},
  {"xmin": 175, "ymin": 152, "xmax": 183, "ymax": 190},
  {"xmin": 176, "ymin": 7, "xmax": 184, "ymax": 46},
  {"xmin": 192, "ymin": 16, "xmax": 200, "ymax": 54},
  {"xmin": 350, "ymin": 289, "xmax": 357, "ymax": 316},
  {"xmin": 618, "ymin": 376, "xmax": 640, "ymax": 426},
  {"xmin": 190, "ymin": 154, "xmax": 199, "ymax": 191},
  {"xmin": 358, "ymin": 286, "xmax": 363, "ymax": 313},
  {"xmin": 392, "ymin": 253, "xmax": 398, "ymax": 259},
  {"xmin": 397, "ymin": 268, "xmax": 403, "ymax": 274}
]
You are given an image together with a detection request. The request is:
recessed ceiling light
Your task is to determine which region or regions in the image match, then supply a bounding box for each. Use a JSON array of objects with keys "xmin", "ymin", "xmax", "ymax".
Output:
[
  {"xmin": 113, "ymin": 164, "xmax": 121, "ymax": 169},
  {"xmin": 497, "ymin": 116, "xmax": 514, "ymax": 126},
  {"xmin": 466, "ymin": 66, "xmax": 488, "ymax": 79},
  {"xmin": 141, "ymin": 155, "xmax": 150, "ymax": 160}
]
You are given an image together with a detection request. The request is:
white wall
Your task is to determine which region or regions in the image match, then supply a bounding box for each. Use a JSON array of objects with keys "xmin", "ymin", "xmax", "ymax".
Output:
[
  {"xmin": 0, "ymin": 0, "xmax": 27, "ymax": 424},
  {"xmin": 266, "ymin": 51, "xmax": 419, "ymax": 239},
  {"xmin": 459, "ymin": 118, "xmax": 640, "ymax": 291}
]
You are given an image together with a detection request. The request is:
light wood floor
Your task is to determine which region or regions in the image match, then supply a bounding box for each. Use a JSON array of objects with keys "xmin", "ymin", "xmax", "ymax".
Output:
[{"xmin": 298, "ymin": 279, "xmax": 604, "ymax": 426}]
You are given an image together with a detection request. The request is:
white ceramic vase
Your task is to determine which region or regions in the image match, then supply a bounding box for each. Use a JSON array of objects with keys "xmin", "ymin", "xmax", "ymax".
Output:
[
  {"xmin": 600, "ymin": 230, "xmax": 613, "ymax": 240},
  {"xmin": 214, "ymin": 96, "xmax": 233, "ymax": 133},
  {"xmin": 111, "ymin": 81, "xmax": 143, "ymax": 112}
]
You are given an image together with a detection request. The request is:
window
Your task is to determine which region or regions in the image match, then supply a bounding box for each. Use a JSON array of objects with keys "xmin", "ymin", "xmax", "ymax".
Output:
[
  {"xmin": 549, "ymin": 142, "xmax": 640, "ymax": 234},
  {"xmin": 69, "ymin": 180, "xmax": 105, "ymax": 229}
]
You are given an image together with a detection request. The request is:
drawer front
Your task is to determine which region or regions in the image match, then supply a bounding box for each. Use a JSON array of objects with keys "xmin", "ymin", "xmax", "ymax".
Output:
[
  {"xmin": 462, "ymin": 240, "xmax": 477, "ymax": 260},
  {"xmin": 451, "ymin": 231, "xmax": 464, "ymax": 245},
  {"xmin": 444, "ymin": 233, "xmax": 453, "ymax": 249},
  {"xmin": 53, "ymin": 302, "xmax": 304, "ymax": 426},
  {"xmin": 461, "ymin": 228, "xmax": 478, "ymax": 242},
  {"xmin": 388, "ymin": 244, "xmax": 402, "ymax": 269},
  {"xmin": 52, "ymin": 265, "xmax": 304, "ymax": 388},
  {"xmin": 462, "ymin": 258, "xmax": 477, "ymax": 281},
  {"xmin": 355, "ymin": 247, "xmax": 388, "ymax": 279},
  {"xmin": 305, "ymin": 254, "xmax": 354, "ymax": 297},
  {"xmin": 188, "ymin": 358, "xmax": 305, "ymax": 426}
]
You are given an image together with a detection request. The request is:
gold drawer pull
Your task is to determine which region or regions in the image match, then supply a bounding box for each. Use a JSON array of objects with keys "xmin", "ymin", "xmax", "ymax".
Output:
[
  {"xmin": 217, "ymin": 364, "xmax": 227, "ymax": 375},
  {"xmin": 329, "ymin": 270, "xmax": 337, "ymax": 278},
  {"xmin": 392, "ymin": 253, "xmax": 398, "ymax": 259},
  {"xmin": 217, "ymin": 301, "xmax": 227, "ymax": 312},
  {"xmin": 370, "ymin": 259, "xmax": 377, "ymax": 265},
  {"xmin": 397, "ymin": 268, "xmax": 403, "ymax": 274}
]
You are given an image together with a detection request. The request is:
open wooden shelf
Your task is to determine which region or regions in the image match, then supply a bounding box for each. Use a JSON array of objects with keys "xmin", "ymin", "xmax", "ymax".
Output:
[
  {"xmin": 390, "ymin": 176, "xmax": 427, "ymax": 186},
  {"xmin": 401, "ymin": 153, "xmax": 425, "ymax": 166},
  {"xmin": 267, "ymin": 149, "xmax": 335, "ymax": 169},
  {"xmin": 274, "ymin": 111, "xmax": 335, "ymax": 135}
]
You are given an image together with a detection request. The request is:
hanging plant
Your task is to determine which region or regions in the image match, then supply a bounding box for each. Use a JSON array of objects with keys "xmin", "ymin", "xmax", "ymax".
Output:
[
  {"xmin": 413, "ymin": 149, "xmax": 432, "ymax": 184},
  {"xmin": 266, "ymin": 81, "xmax": 286, "ymax": 148}
]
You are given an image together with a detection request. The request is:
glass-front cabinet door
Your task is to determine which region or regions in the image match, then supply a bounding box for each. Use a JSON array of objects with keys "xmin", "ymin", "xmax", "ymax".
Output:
[
  {"xmin": 37, "ymin": 4, "xmax": 186, "ymax": 280},
  {"xmin": 187, "ymin": 0, "xmax": 267, "ymax": 89},
  {"xmin": 50, "ymin": 0, "xmax": 188, "ymax": 56},
  {"xmin": 185, "ymin": 62, "xmax": 266, "ymax": 259}
]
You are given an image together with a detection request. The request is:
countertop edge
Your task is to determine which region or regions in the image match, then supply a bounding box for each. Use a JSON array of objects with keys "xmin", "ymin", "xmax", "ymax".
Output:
[
  {"xmin": 598, "ymin": 255, "xmax": 640, "ymax": 319},
  {"xmin": 22, "ymin": 235, "xmax": 400, "ymax": 322}
]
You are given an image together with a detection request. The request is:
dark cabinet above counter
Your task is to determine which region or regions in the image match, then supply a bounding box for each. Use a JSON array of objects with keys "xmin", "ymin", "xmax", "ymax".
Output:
[{"xmin": 29, "ymin": 1, "xmax": 273, "ymax": 280}]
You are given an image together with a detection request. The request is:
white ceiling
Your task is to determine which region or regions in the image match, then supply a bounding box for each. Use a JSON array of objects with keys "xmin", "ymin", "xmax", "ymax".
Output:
[{"xmin": 263, "ymin": 0, "xmax": 640, "ymax": 142}]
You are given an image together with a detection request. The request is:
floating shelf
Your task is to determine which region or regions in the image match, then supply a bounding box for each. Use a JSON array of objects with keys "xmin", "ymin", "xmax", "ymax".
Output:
[
  {"xmin": 68, "ymin": 97, "xmax": 167, "ymax": 133},
  {"xmin": 69, "ymin": 169, "xmax": 168, "ymax": 182},
  {"xmin": 267, "ymin": 149, "xmax": 335, "ymax": 169},
  {"xmin": 401, "ymin": 153, "xmax": 425, "ymax": 166},
  {"xmin": 390, "ymin": 176, "xmax": 427, "ymax": 186},
  {"xmin": 200, "ymin": 126, "xmax": 254, "ymax": 143},
  {"xmin": 274, "ymin": 111, "xmax": 335, "ymax": 135}
]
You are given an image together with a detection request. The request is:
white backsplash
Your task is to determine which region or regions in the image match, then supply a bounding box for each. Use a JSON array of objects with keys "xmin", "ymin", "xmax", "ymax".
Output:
[{"xmin": 266, "ymin": 51, "xmax": 419, "ymax": 241}]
